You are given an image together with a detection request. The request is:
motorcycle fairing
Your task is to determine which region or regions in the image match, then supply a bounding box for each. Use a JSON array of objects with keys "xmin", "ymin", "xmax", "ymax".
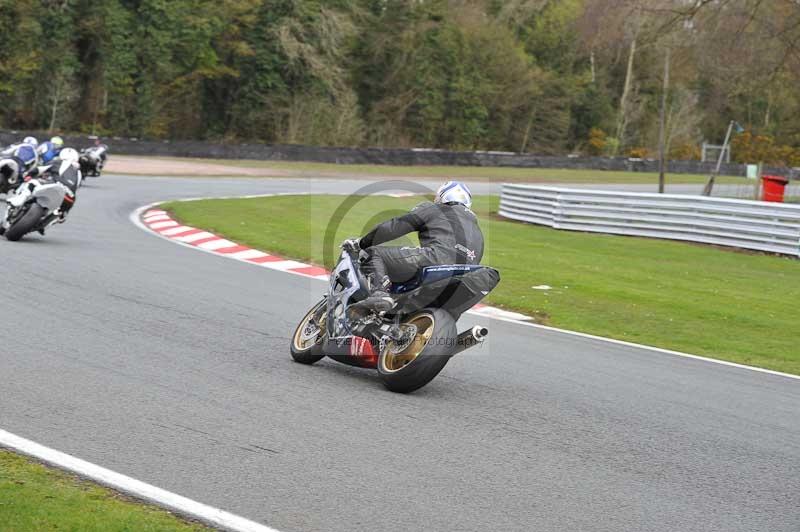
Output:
[
  {"xmin": 31, "ymin": 182, "xmax": 69, "ymax": 211},
  {"xmin": 391, "ymin": 264, "xmax": 486, "ymax": 294},
  {"xmin": 2, "ymin": 180, "xmax": 68, "ymax": 231},
  {"xmin": 326, "ymin": 250, "xmax": 370, "ymax": 340},
  {"xmin": 392, "ymin": 266, "xmax": 500, "ymax": 318}
]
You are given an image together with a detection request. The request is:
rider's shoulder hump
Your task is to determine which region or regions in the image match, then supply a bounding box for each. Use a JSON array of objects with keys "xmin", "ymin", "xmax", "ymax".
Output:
[{"xmin": 411, "ymin": 201, "xmax": 435, "ymax": 212}]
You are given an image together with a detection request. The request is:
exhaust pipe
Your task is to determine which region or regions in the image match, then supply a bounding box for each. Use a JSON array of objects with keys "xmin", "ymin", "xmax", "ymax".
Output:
[{"xmin": 451, "ymin": 325, "xmax": 489, "ymax": 356}]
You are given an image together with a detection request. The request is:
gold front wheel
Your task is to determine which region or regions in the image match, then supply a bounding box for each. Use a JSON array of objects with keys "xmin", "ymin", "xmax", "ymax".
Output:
[{"xmin": 290, "ymin": 299, "xmax": 327, "ymax": 364}]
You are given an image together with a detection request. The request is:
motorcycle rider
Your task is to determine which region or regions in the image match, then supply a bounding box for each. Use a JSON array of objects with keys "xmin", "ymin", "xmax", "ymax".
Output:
[
  {"xmin": 37, "ymin": 136, "xmax": 65, "ymax": 164},
  {"xmin": 0, "ymin": 156, "xmax": 23, "ymax": 192},
  {"xmin": 49, "ymin": 147, "xmax": 80, "ymax": 220},
  {"xmin": 347, "ymin": 181, "xmax": 484, "ymax": 311},
  {"xmin": 0, "ymin": 146, "xmax": 80, "ymax": 236},
  {"xmin": 0, "ymin": 137, "xmax": 40, "ymax": 190},
  {"xmin": 79, "ymin": 142, "xmax": 109, "ymax": 177},
  {"xmin": 28, "ymin": 147, "xmax": 81, "ymax": 225}
]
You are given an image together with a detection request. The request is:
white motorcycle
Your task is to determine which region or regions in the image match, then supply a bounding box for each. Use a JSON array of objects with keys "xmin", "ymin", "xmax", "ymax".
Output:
[
  {"xmin": 1, "ymin": 149, "xmax": 82, "ymax": 241},
  {"xmin": 0, "ymin": 178, "xmax": 73, "ymax": 241}
]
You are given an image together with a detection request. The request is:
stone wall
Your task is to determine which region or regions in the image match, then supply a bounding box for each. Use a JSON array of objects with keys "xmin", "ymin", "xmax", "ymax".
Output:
[{"xmin": 2, "ymin": 130, "xmax": 794, "ymax": 177}]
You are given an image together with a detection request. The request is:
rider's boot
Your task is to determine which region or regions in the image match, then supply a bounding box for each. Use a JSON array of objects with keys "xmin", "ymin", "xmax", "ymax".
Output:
[{"xmin": 354, "ymin": 275, "xmax": 395, "ymax": 312}]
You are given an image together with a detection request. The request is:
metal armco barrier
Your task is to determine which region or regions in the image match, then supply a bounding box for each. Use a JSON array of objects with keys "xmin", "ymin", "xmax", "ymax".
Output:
[{"xmin": 499, "ymin": 184, "xmax": 800, "ymax": 257}]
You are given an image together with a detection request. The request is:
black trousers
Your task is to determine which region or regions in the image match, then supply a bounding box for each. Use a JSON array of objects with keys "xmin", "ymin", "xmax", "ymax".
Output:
[{"xmin": 363, "ymin": 246, "xmax": 436, "ymax": 290}]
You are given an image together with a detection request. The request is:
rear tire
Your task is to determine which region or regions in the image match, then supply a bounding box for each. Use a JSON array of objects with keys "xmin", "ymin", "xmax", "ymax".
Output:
[
  {"xmin": 377, "ymin": 308, "xmax": 456, "ymax": 393},
  {"xmin": 290, "ymin": 299, "xmax": 327, "ymax": 365},
  {"xmin": 6, "ymin": 204, "xmax": 44, "ymax": 241}
]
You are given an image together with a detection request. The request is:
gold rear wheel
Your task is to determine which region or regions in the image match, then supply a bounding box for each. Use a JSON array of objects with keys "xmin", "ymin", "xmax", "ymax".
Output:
[
  {"xmin": 380, "ymin": 313, "xmax": 435, "ymax": 373},
  {"xmin": 377, "ymin": 308, "xmax": 455, "ymax": 393}
]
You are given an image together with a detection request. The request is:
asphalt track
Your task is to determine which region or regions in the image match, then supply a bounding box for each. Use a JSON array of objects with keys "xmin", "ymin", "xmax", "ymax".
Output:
[{"xmin": 1, "ymin": 175, "xmax": 798, "ymax": 532}]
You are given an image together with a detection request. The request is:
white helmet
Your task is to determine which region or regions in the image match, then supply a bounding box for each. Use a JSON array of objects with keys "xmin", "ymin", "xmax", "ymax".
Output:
[
  {"xmin": 60, "ymin": 147, "xmax": 79, "ymax": 164},
  {"xmin": 23, "ymin": 136, "xmax": 38, "ymax": 147},
  {"xmin": 435, "ymin": 181, "xmax": 472, "ymax": 209}
]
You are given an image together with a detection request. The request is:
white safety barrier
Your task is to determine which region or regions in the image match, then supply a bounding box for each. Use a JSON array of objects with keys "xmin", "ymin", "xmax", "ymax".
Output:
[{"xmin": 498, "ymin": 184, "xmax": 800, "ymax": 257}]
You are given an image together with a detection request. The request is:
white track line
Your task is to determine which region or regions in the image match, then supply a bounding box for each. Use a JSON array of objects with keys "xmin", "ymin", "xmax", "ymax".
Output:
[
  {"xmin": 470, "ymin": 305, "xmax": 530, "ymax": 321},
  {"xmin": 131, "ymin": 201, "xmax": 800, "ymax": 382},
  {"xmin": 484, "ymin": 314, "xmax": 800, "ymax": 381},
  {"xmin": 0, "ymin": 429, "xmax": 281, "ymax": 532}
]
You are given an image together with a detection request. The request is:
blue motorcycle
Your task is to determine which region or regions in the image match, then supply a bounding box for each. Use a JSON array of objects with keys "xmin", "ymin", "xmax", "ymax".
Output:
[{"xmin": 290, "ymin": 243, "xmax": 500, "ymax": 393}]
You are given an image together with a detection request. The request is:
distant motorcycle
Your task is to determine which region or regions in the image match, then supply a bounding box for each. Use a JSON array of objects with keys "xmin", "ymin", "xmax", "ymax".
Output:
[
  {"xmin": 290, "ymin": 243, "xmax": 500, "ymax": 393},
  {"xmin": 79, "ymin": 144, "xmax": 108, "ymax": 179}
]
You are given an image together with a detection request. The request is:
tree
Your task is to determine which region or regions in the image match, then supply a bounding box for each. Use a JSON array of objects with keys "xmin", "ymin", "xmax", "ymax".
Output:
[{"xmin": 0, "ymin": 0, "xmax": 797, "ymax": 159}]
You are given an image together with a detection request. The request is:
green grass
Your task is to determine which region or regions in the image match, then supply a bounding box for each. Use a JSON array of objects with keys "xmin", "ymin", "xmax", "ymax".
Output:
[
  {"xmin": 0, "ymin": 450, "xmax": 207, "ymax": 531},
  {"xmin": 152, "ymin": 155, "xmax": 743, "ymax": 185},
  {"xmin": 164, "ymin": 195, "xmax": 800, "ymax": 375}
]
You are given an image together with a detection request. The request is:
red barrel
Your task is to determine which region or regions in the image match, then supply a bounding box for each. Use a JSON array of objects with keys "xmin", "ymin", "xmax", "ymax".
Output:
[{"xmin": 761, "ymin": 175, "xmax": 789, "ymax": 202}]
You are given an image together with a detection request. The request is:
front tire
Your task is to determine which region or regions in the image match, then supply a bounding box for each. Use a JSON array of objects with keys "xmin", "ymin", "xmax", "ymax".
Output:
[
  {"xmin": 6, "ymin": 204, "xmax": 45, "ymax": 241},
  {"xmin": 290, "ymin": 299, "xmax": 327, "ymax": 365},
  {"xmin": 377, "ymin": 308, "xmax": 456, "ymax": 393}
]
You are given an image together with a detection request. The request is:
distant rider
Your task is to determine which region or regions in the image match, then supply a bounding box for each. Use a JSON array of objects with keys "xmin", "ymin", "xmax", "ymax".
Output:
[
  {"xmin": 79, "ymin": 142, "xmax": 109, "ymax": 176},
  {"xmin": 37, "ymin": 136, "xmax": 65, "ymax": 164},
  {"xmin": 0, "ymin": 137, "xmax": 40, "ymax": 191},
  {"xmin": 346, "ymin": 181, "xmax": 484, "ymax": 311}
]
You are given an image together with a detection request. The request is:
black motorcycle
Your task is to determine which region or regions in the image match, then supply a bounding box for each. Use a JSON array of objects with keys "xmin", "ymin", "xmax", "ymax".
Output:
[
  {"xmin": 79, "ymin": 144, "xmax": 108, "ymax": 178},
  {"xmin": 290, "ymin": 244, "xmax": 500, "ymax": 393}
]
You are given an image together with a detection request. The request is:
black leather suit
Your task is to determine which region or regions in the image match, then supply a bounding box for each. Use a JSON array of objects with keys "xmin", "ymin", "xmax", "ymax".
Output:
[{"xmin": 358, "ymin": 201, "xmax": 484, "ymax": 289}]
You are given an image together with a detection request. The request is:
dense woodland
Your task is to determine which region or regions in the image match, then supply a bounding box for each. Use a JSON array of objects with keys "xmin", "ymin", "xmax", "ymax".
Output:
[{"xmin": 1, "ymin": 0, "xmax": 799, "ymax": 164}]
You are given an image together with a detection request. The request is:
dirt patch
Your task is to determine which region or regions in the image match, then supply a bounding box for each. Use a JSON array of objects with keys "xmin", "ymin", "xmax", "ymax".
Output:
[{"xmin": 106, "ymin": 156, "xmax": 294, "ymax": 177}]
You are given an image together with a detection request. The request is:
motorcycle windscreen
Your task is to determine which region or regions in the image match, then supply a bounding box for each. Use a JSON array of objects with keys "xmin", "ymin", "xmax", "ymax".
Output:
[{"xmin": 393, "ymin": 267, "xmax": 500, "ymax": 317}]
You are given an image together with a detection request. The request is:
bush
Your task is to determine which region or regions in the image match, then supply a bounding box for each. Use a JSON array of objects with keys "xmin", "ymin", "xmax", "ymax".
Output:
[
  {"xmin": 603, "ymin": 137, "xmax": 620, "ymax": 157},
  {"xmin": 626, "ymin": 147, "xmax": 650, "ymax": 159},
  {"xmin": 669, "ymin": 143, "xmax": 701, "ymax": 161},
  {"xmin": 586, "ymin": 128, "xmax": 607, "ymax": 156},
  {"xmin": 732, "ymin": 131, "xmax": 800, "ymax": 167}
]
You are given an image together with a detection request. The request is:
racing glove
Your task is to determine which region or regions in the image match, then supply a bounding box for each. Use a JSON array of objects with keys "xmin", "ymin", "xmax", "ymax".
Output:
[{"xmin": 342, "ymin": 238, "xmax": 361, "ymax": 252}]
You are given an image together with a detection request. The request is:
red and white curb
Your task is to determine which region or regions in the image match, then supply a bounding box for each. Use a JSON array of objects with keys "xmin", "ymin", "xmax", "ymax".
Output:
[
  {"xmin": 137, "ymin": 206, "xmax": 531, "ymax": 321},
  {"xmin": 140, "ymin": 208, "xmax": 330, "ymax": 280}
]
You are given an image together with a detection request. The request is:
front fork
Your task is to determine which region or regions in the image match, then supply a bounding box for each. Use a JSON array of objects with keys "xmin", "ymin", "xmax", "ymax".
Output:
[{"xmin": 2, "ymin": 185, "xmax": 33, "ymax": 229}]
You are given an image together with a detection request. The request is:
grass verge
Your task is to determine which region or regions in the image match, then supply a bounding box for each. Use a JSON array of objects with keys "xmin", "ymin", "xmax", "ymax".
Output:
[
  {"xmin": 146, "ymin": 155, "xmax": 743, "ymax": 185},
  {"xmin": 164, "ymin": 195, "xmax": 800, "ymax": 375},
  {"xmin": 0, "ymin": 450, "xmax": 207, "ymax": 531}
]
